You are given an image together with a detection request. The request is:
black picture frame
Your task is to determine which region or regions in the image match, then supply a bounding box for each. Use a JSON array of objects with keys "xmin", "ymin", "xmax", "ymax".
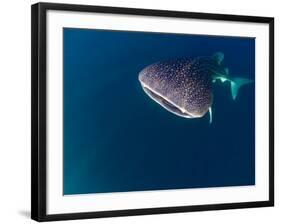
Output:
[{"xmin": 31, "ymin": 2, "xmax": 274, "ymax": 222}]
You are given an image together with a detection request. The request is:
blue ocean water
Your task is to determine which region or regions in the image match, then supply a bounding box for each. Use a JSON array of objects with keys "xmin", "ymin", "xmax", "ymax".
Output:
[{"xmin": 63, "ymin": 28, "xmax": 255, "ymax": 195}]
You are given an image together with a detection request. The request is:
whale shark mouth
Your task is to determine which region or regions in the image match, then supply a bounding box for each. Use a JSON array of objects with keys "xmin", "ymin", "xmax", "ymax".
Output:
[{"xmin": 140, "ymin": 83, "xmax": 196, "ymax": 118}]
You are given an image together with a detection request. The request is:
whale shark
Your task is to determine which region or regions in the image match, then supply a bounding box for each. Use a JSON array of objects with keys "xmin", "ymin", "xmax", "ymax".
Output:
[{"xmin": 138, "ymin": 52, "xmax": 253, "ymax": 123}]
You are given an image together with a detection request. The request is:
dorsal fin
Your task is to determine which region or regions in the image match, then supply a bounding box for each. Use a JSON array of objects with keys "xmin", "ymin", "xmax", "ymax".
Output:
[{"xmin": 213, "ymin": 52, "xmax": 224, "ymax": 65}]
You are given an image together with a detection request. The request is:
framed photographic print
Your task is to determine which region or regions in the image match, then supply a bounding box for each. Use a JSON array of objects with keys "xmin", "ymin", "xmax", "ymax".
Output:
[{"xmin": 31, "ymin": 2, "xmax": 274, "ymax": 222}]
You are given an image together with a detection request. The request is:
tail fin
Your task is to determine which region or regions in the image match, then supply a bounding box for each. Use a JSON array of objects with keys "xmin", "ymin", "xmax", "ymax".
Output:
[{"xmin": 230, "ymin": 77, "xmax": 253, "ymax": 100}]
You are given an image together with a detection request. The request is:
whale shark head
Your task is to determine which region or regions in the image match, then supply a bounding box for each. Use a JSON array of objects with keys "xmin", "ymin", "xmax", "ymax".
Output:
[{"xmin": 138, "ymin": 58, "xmax": 213, "ymax": 119}]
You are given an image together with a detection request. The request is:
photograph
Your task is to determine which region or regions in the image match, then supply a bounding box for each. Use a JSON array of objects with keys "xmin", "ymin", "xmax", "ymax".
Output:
[{"xmin": 63, "ymin": 28, "xmax": 255, "ymax": 195}]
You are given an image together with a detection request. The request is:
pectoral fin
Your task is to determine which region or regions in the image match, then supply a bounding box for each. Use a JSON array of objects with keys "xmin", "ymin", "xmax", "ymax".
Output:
[
  {"xmin": 209, "ymin": 107, "xmax": 212, "ymax": 124},
  {"xmin": 213, "ymin": 75, "xmax": 253, "ymax": 100}
]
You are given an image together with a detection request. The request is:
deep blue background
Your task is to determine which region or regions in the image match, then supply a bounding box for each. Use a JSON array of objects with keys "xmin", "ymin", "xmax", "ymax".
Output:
[{"xmin": 63, "ymin": 28, "xmax": 255, "ymax": 195}]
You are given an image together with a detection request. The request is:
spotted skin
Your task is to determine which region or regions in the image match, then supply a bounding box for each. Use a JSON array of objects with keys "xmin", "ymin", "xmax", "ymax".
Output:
[{"xmin": 139, "ymin": 57, "xmax": 218, "ymax": 117}]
